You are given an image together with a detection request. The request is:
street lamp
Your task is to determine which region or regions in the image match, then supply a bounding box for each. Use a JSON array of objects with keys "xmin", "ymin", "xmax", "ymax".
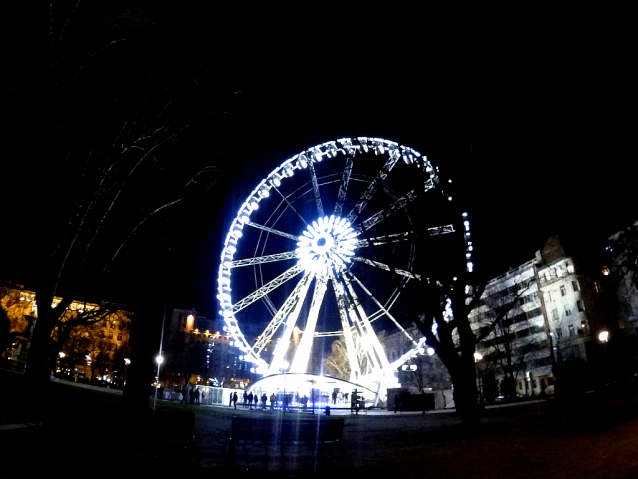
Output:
[
  {"xmin": 474, "ymin": 352, "xmax": 484, "ymax": 404},
  {"xmin": 598, "ymin": 330, "xmax": 609, "ymax": 343}
]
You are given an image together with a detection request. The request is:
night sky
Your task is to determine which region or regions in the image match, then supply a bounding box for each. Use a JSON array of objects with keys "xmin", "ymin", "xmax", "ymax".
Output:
[{"xmin": 3, "ymin": 4, "xmax": 634, "ymax": 327}]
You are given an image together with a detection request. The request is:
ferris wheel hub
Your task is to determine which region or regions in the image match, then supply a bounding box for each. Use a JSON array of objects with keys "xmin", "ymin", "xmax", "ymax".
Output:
[{"xmin": 296, "ymin": 216, "xmax": 358, "ymax": 275}]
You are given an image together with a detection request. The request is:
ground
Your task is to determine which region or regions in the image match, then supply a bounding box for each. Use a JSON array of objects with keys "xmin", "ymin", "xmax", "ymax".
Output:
[{"xmin": 1, "ymin": 368, "xmax": 638, "ymax": 478}]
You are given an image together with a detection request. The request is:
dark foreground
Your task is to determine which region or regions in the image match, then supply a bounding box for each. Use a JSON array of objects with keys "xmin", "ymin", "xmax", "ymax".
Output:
[{"xmin": 2, "ymin": 369, "xmax": 638, "ymax": 479}]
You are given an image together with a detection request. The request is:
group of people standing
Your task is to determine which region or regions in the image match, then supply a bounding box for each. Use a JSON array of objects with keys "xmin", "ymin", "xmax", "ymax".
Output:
[
  {"xmin": 180, "ymin": 386, "xmax": 202, "ymax": 405},
  {"xmin": 228, "ymin": 391, "xmax": 280, "ymax": 410}
]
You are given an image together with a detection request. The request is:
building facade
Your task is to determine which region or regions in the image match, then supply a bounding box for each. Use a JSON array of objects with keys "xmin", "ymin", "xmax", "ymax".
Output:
[
  {"xmin": 162, "ymin": 308, "xmax": 265, "ymax": 389},
  {"xmin": 470, "ymin": 235, "xmax": 614, "ymax": 397}
]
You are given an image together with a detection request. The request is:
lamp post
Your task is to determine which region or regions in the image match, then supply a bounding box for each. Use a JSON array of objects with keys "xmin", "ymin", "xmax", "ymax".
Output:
[{"xmin": 474, "ymin": 352, "xmax": 484, "ymax": 405}]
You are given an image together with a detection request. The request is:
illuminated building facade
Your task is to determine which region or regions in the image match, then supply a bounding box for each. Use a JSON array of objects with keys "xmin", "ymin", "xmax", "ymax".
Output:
[
  {"xmin": 162, "ymin": 308, "xmax": 265, "ymax": 389},
  {"xmin": 0, "ymin": 282, "xmax": 132, "ymax": 384}
]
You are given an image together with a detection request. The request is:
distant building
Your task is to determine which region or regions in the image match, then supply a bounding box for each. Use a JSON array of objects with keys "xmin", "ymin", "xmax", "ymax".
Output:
[
  {"xmin": 0, "ymin": 281, "xmax": 132, "ymax": 384},
  {"xmin": 469, "ymin": 235, "xmax": 616, "ymax": 396},
  {"xmin": 162, "ymin": 308, "xmax": 265, "ymax": 389}
]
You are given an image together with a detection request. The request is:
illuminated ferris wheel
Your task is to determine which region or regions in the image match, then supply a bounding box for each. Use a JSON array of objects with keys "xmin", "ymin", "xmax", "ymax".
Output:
[{"xmin": 216, "ymin": 137, "xmax": 468, "ymax": 393}]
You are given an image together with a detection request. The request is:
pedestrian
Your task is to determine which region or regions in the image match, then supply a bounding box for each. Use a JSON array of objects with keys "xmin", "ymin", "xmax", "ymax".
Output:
[
  {"xmin": 270, "ymin": 393, "xmax": 275, "ymax": 410},
  {"xmin": 233, "ymin": 392, "xmax": 238, "ymax": 409},
  {"xmin": 261, "ymin": 393, "xmax": 267, "ymax": 410},
  {"xmin": 254, "ymin": 393, "xmax": 259, "ymax": 408},
  {"xmin": 229, "ymin": 392, "xmax": 233, "ymax": 407},
  {"xmin": 283, "ymin": 394, "xmax": 288, "ymax": 412},
  {"xmin": 181, "ymin": 386, "xmax": 188, "ymax": 405},
  {"xmin": 248, "ymin": 391, "xmax": 254, "ymax": 410},
  {"xmin": 189, "ymin": 387, "xmax": 195, "ymax": 405},
  {"xmin": 332, "ymin": 391, "xmax": 337, "ymax": 405},
  {"xmin": 194, "ymin": 387, "xmax": 200, "ymax": 405},
  {"xmin": 394, "ymin": 393, "xmax": 400, "ymax": 413},
  {"xmin": 243, "ymin": 391, "xmax": 248, "ymax": 408}
]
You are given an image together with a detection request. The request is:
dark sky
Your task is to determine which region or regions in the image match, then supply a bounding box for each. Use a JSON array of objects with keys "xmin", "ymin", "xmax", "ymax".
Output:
[
  {"xmin": 162, "ymin": 13, "xmax": 634, "ymax": 319},
  {"xmin": 3, "ymin": 4, "xmax": 634, "ymax": 324}
]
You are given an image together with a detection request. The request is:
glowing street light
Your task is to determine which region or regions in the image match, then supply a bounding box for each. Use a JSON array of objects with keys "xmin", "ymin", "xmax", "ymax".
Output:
[
  {"xmin": 155, "ymin": 355, "xmax": 164, "ymax": 365},
  {"xmin": 598, "ymin": 331, "xmax": 609, "ymax": 343}
]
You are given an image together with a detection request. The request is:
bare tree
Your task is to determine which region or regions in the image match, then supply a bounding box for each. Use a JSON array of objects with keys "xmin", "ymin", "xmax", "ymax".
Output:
[
  {"xmin": 323, "ymin": 334, "xmax": 368, "ymax": 380},
  {"xmin": 4, "ymin": 4, "xmax": 225, "ymax": 385},
  {"xmin": 476, "ymin": 279, "xmax": 545, "ymax": 397}
]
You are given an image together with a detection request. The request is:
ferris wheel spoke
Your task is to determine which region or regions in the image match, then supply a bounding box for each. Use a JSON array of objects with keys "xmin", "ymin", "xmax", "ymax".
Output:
[
  {"xmin": 346, "ymin": 148, "xmax": 401, "ymax": 224},
  {"xmin": 289, "ymin": 275, "xmax": 328, "ymax": 373},
  {"xmin": 232, "ymin": 264, "xmax": 304, "ymax": 313},
  {"xmin": 271, "ymin": 185, "xmax": 308, "ymax": 226},
  {"xmin": 354, "ymin": 231, "xmax": 414, "ymax": 248},
  {"xmin": 308, "ymin": 160, "xmax": 324, "ymax": 217},
  {"xmin": 349, "ymin": 272, "xmax": 420, "ymax": 348},
  {"xmin": 267, "ymin": 273, "xmax": 316, "ymax": 374},
  {"xmin": 246, "ymin": 222, "xmax": 300, "ymax": 242},
  {"xmin": 328, "ymin": 271, "xmax": 362, "ymax": 381},
  {"xmin": 356, "ymin": 177, "xmax": 435, "ymax": 233},
  {"xmin": 333, "ymin": 155, "xmax": 353, "ymax": 217},
  {"xmin": 338, "ymin": 271, "xmax": 391, "ymax": 371},
  {"xmin": 252, "ymin": 271, "xmax": 314, "ymax": 355},
  {"xmin": 229, "ymin": 251, "xmax": 300, "ymax": 268},
  {"xmin": 352, "ymin": 256, "xmax": 421, "ymax": 280}
]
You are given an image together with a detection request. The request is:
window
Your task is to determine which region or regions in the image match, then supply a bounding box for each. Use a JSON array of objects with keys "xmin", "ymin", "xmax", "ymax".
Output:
[
  {"xmin": 544, "ymin": 271, "xmax": 551, "ymax": 282},
  {"xmin": 108, "ymin": 332, "xmax": 113, "ymax": 339},
  {"xmin": 117, "ymin": 334, "xmax": 122, "ymax": 341},
  {"xmin": 572, "ymin": 280, "xmax": 580, "ymax": 292},
  {"xmin": 552, "ymin": 308, "xmax": 559, "ymax": 321},
  {"xmin": 555, "ymin": 328, "xmax": 563, "ymax": 339},
  {"xmin": 560, "ymin": 285, "xmax": 566, "ymax": 296},
  {"xmin": 567, "ymin": 264, "xmax": 575, "ymax": 273},
  {"xmin": 549, "ymin": 291, "xmax": 557, "ymax": 301},
  {"xmin": 564, "ymin": 305, "xmax": 572, "ymax": 316},
  {"xmin": 577, "ymin": 300, "xmax": 584, "ymax": 312},
  {"xmin": 568, "ymin": 324, "xmax": 575, "ymax": 337},
  {"xmin": 594, "ymin": 281, "xmax": 601, "ymax": 293},
  {"xmin": 556, "ymin": 267, "xmax": 563, "ymax": 277}
]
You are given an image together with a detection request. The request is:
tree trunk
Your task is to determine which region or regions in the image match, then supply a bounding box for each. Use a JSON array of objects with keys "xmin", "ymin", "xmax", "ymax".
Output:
[{"xmin": 450, "ymin": 354, "xmax": 481, "ymax": 428}]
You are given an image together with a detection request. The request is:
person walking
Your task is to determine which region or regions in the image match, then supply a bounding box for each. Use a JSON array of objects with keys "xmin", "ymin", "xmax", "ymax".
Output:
[
  {"xmin": 229, "ymin": 392, "xmax": 233, "ymax": 407},
  {"xmin": 233, "ymin": 392, "xmax": 238, "ymax": 409},
  {"xmin": 181, "ymin": 386, "xmax": 188, "ymax": 405},
  {"xmin": 194, "ymin": 387, "xmax": 200, "ymax": 405},
  {"xmin": 189, "ymin": 387, "xmax": 195, "ymax": 405},
  {"xmin": 243, "ymin": 391, "xmax": 248, "ymax": 408},
  {"xmin": 253, "ymin": 393, "xmax": 259, "ymax": 409},
  {"xmin": 332, "ymin": 391, "xmax": 337, "ymax": 405},
  {"xmin": 261, "ymin": 393, "xmax": 267, "ymax": 410},
  {"xmin": 270, "ymin": 393, "xmax": 276, "ymax": 410},
  {"xmin": 248, "ymin": 391, "xmax": 254, "ymax": 410}
]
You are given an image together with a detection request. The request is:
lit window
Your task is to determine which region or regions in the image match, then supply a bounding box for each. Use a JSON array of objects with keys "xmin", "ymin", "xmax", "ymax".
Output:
[
  {"xmin": 544, "ymin": 271, "xmax": 551, "ymax": 282},
  {"xmin": 577, "ymin": 300, "xmax": 584, "ymax": 312},
  {"xmin": 556, "ymin": 268, "xmax": 563, "ymax": 277},
  {"xmin": 572, "ymin": 280, "xmax": 580, "ymax": 292},
  {"xmin": 568, "ymin": 324, "xmax": 575, "ymax": 337},
  {"xmin": 549, "ymin": 291, "xmax": 557, "ymax": 301},
  {"xmin": 602, "ymin": 266, "xmax": 610, "ymax": 276},
  {"xmin": 594, "ymin": 281, "xmax": 601, "ymax": 293},
  {"xmin": 567, "ymin": 264, "xmax": 574, "ymax": 273},
  {"xmin": 560, "ymin": 285, "xmax": 566, "ymax": 297}
]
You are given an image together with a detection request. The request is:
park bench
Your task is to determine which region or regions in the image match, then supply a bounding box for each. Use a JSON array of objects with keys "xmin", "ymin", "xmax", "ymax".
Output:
[{"xmin": 228, "ymin": 415, "xmax": 345, "ymax": 470}]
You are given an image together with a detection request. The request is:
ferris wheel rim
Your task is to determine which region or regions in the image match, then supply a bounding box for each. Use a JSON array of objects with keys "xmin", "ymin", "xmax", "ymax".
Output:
[{"xmin": 217, "ymin": 137, "xmax": 456, "ymax": 375}]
